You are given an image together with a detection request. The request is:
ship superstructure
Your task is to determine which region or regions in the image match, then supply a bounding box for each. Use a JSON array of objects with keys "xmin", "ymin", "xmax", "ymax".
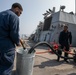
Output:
[{"xmin": 31, "ymin": 6, "xmax": 76, "ymax": 46}]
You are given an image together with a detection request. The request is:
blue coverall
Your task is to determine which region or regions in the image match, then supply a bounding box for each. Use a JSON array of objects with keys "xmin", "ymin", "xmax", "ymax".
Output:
[{"xmin": 0, "ymin": 9, "xmax": 20, "ymax": 75}]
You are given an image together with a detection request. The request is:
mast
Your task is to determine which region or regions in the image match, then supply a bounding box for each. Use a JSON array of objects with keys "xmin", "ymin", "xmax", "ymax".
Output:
[{"xmin": 75, "ymin": 0, "xmax": 76, "ymax": 15}]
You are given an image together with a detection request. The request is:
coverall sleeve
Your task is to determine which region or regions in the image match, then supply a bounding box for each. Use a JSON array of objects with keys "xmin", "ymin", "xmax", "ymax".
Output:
[
  {"xmin": 59, "ymin": 32, "xmax": 62, "ymax": 45},
  {"xmin": 9, "ymin": 14, "xmax": 20, "ymax": 46},
  {"xmin": 69, "ymin": 32, "xmax": 72, "ymax": 44}
]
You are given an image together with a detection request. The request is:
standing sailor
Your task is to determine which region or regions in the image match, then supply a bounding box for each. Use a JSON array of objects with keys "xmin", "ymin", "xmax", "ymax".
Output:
[
  {"xmin": 57, "ymin": 25, "xmax": 72, "ymax": 63},
  {"xmin": 0, "ymin": 3, "xmax": 23, "ymax": 75}
]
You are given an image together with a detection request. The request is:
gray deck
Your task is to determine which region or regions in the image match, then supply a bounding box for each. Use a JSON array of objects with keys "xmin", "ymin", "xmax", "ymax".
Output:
[{"xmin": 12, "ymin": 40, "xmax": 76, "ymax": 75}]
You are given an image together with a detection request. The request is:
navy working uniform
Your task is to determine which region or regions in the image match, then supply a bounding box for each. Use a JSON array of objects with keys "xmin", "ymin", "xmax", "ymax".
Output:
[
  {"xmin": 0, "ymin": 9, "xmax": 20, "ymax": 75},
  {"xmin": 57, "ymin": 30, "xmax": 72, "ymax": 61}
]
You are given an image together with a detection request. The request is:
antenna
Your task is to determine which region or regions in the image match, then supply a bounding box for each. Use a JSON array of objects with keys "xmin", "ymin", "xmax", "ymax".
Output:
[{"xmin": 60, "ymin": 6, "xmax": 66, "ymax": 11}]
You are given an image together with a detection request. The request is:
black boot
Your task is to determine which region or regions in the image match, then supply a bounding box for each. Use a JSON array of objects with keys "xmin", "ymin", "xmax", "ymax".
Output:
[
  {"xmin": 64, "ymin": 58, "xmax": 69, "ymax": 63},
  {"xmin": 57, "ymin": 56, "xmax": 60, "ymax": 62}
]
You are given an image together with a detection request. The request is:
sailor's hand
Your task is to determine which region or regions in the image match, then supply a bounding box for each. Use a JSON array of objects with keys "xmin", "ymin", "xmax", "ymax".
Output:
[
  {"xmin": 16, "ymin": 39, "xmax": 24, "ymax": 47},
  {"xmin": 16, "ymin": 42, "xmax": 22, "ymax": 47},
  {"xmin": 70, "ymin": 44, "xmax": 72, "ymax": 47}
]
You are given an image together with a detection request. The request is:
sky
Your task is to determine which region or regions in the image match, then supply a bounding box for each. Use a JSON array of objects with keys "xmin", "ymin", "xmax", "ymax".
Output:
[{"xmin": 0, "ymin": 0, "xmax": 75, "ymax": 35}]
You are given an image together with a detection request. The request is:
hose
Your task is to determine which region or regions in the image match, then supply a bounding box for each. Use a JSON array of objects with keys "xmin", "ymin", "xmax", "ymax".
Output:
[{"xmin": 28, "ymin": 42, "xmax": 73, "ymax": 59}]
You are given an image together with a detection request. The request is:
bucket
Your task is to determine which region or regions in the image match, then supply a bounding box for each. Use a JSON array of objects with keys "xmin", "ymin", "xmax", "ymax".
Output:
[{"xmin": 16, "ymin": 47, "xmax": 35, "ymax": 75}]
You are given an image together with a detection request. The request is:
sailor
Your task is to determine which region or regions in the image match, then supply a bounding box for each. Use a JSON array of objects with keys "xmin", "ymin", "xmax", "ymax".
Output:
[
  {"xmin": 0, "ymin": 3, "xmax": 23, "ymax": 75},
  {"xmin": 57, "ymin": 25, "xmax": 72, "ymax": 63}
]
